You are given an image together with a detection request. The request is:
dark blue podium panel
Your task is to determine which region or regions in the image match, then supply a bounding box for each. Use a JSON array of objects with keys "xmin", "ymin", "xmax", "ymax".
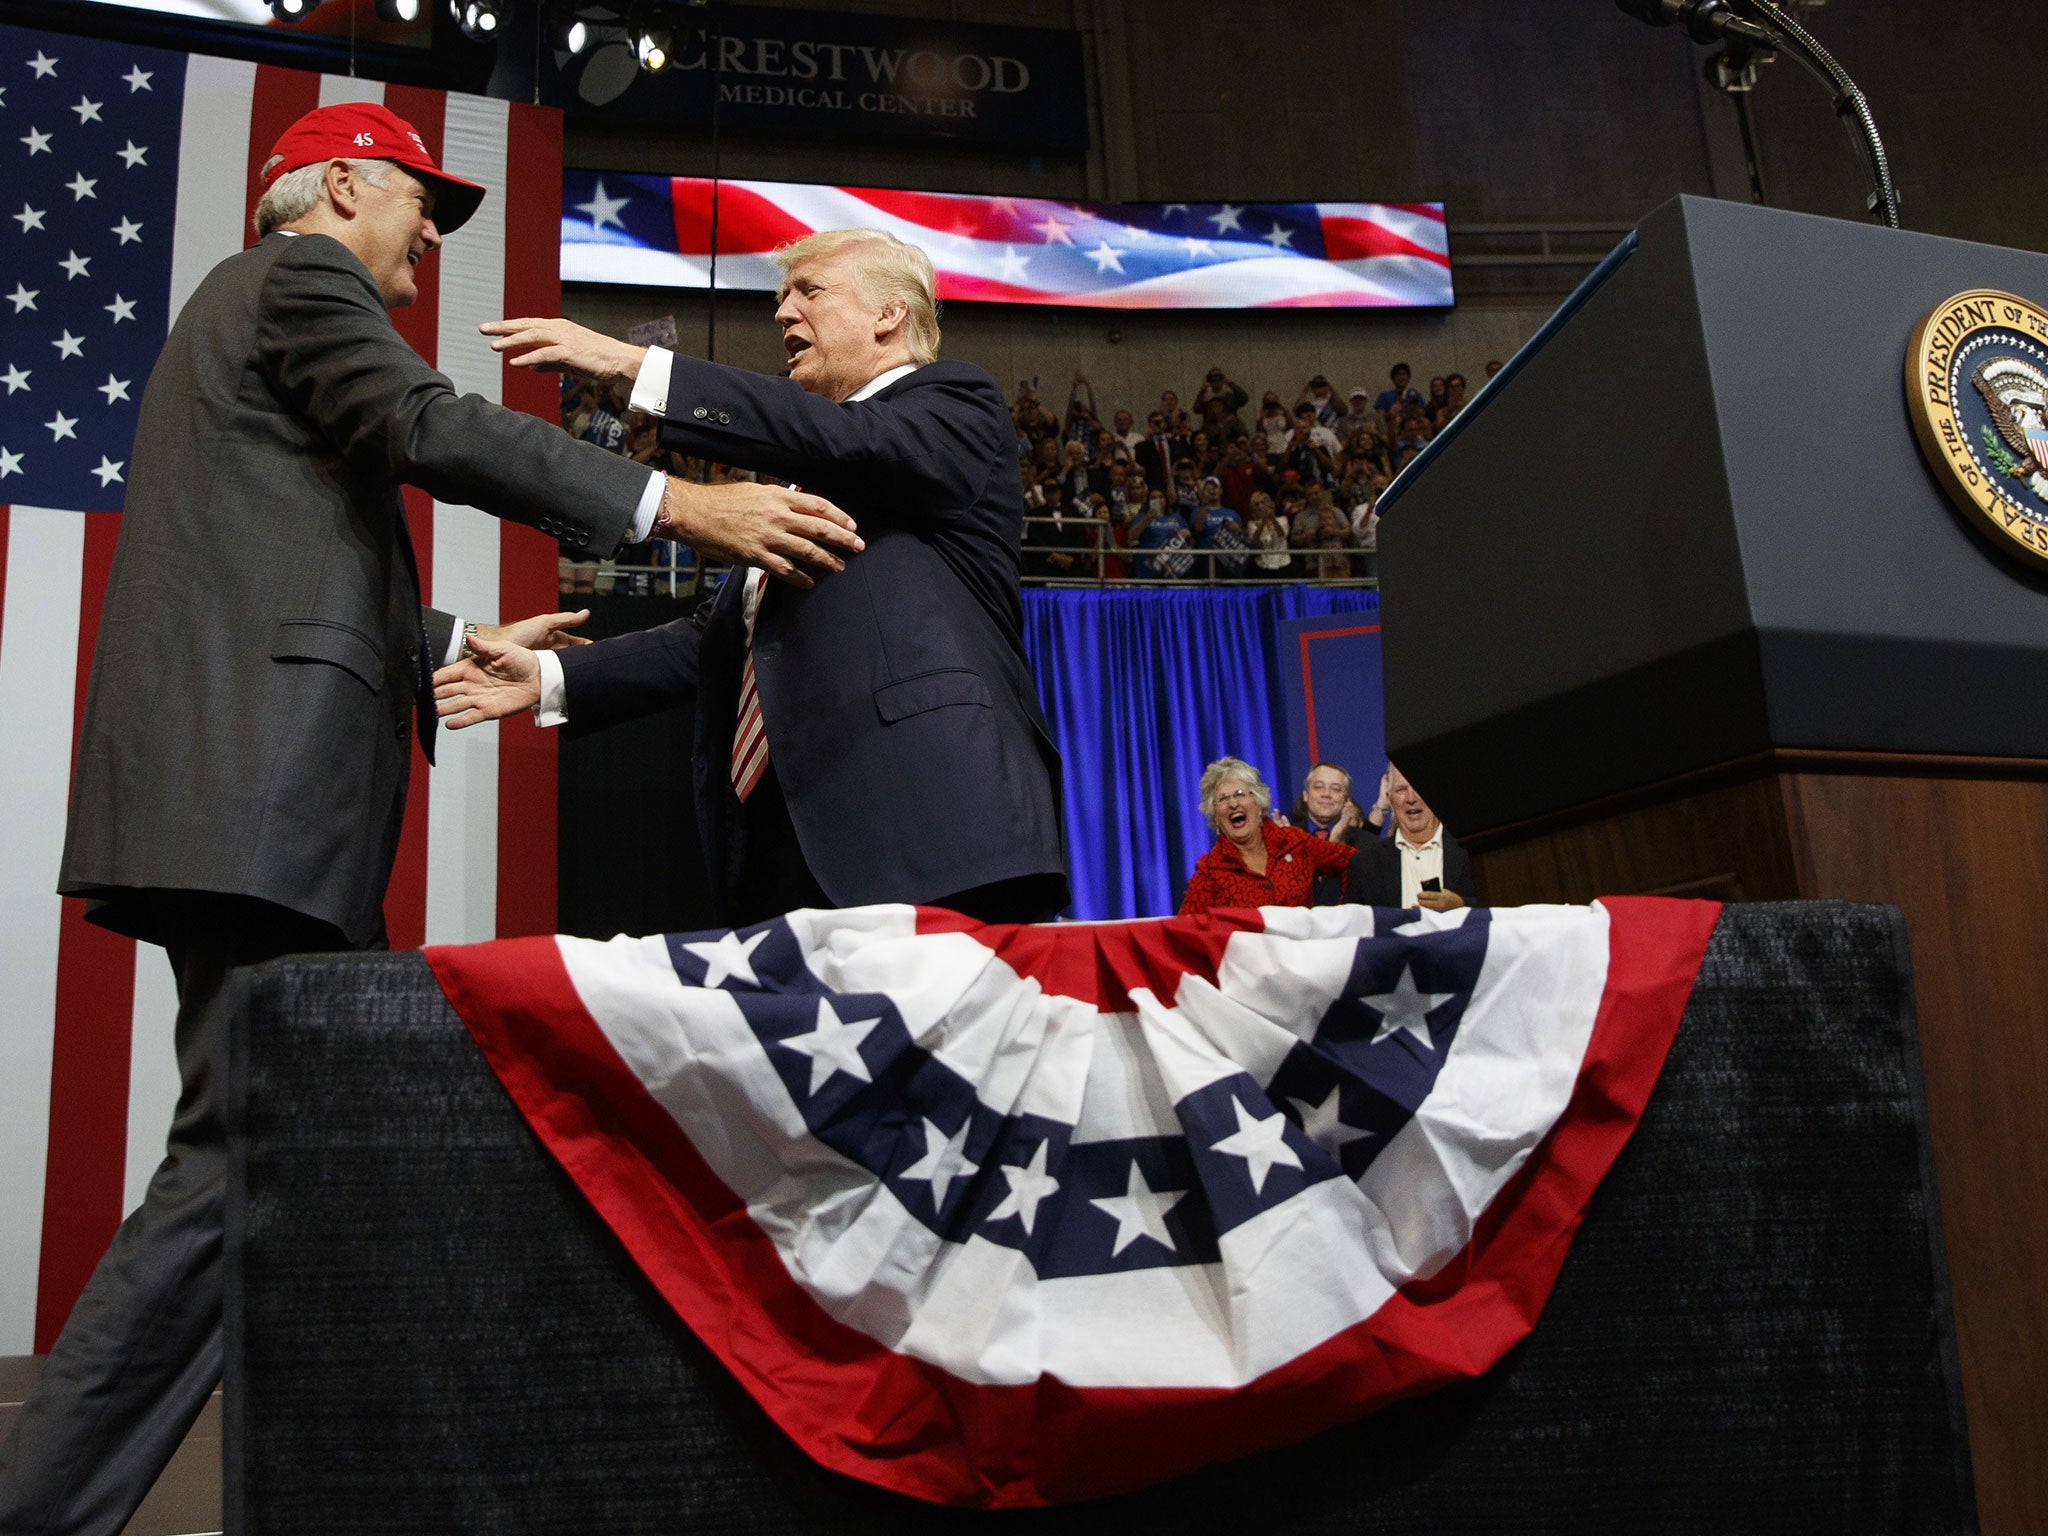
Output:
[{"xmin": 1380, "ymin": 195, "xmax": 2048, "ymax": 835}]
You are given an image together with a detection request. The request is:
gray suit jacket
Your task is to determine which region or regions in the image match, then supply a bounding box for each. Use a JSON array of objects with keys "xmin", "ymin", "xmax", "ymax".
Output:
[{"xmin": 59, "ymin": 232, "xmax": 648, "ymax": 947}]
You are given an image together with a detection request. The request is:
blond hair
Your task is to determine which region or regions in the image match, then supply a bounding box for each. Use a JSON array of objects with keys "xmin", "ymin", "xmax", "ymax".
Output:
[{"xmin": 773, "ymin": 228, "xmax": 941, "ymax": 365}]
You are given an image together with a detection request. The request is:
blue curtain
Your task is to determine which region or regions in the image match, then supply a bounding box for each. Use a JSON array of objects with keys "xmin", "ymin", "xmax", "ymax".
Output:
[{"xmin": 1022, "ymin": 587, "xmax": 1379, "ymax": 920}]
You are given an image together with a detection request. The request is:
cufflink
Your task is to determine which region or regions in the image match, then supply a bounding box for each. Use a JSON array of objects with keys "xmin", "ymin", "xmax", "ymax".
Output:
[{"xmin": 653, "ymin": 399, "xmax": 666, "ymax": 413}]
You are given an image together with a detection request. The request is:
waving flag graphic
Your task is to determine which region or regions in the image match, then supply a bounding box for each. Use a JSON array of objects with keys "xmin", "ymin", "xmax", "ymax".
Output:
[
  {"xmin": 427, "ymin": 896, "xmax": 1717, "ymax": 1506},
  {"xmin": 562, "ymin": 171, "xmax": 1454, "ymax": 310}
]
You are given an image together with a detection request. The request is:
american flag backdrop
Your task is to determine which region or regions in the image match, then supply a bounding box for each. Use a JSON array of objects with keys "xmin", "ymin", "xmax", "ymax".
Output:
[
  {"xmin": 562, "ymin": 171, "xmax": 1455, "ymax": 310},
  {"xmin": 428, "ymin": 896, "xmax": 1719, "ymax": 1506},
  {"xmin": 0, "ymin": 21, "xmax": 569, "ymax": 1356}
]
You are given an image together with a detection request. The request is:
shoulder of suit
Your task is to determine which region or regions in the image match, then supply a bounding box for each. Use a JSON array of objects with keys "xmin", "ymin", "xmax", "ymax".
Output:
[
  {"xmin": 891, "ymin": 359, "xmax": 999, "ymax": 395},
  {"xmin": 265, "ymin": 231, "xmax": 379, "ymax": 299}
]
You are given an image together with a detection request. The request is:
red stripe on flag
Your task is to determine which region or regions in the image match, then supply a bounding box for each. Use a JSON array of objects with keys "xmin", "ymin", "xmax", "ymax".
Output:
[
  {"xmin": 671, "ymin": 179, "xmax": 814, "ymax": 256},
  {"xmin": 494, "ymin": 103, "xmax": 565, "ymax": 939},
  {"xmin": 1385, "ymin": 202, "xmax": 1448, "ymax": 223},
  {"xmin": 379, "ymin": 85, "xmax": 446, "ymax": 953},
  {"xmin": 1318, "ymin": 214, "xmax": 1451, "ymax": 267},
  {"xmin": 244, "ymin": 66, "xmax": 321, "ymax": 249},
  {"xmin": 37, "ymin": 513, "xmax": 138, "ymax": 1351},
  {"xmin": 428, "ymin": 898, "xmax": 1719, "ymax": 1507}
]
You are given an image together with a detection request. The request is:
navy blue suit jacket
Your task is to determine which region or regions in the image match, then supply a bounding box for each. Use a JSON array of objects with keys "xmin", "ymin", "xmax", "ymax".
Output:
[{"xmin": 558, "ymin": 358, "xmax": 1069, "ymax": 919}]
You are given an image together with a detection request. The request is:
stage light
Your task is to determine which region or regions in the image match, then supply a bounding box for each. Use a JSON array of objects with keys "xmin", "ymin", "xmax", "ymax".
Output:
[
  {"xmin": 451, "ymin": 0, "xmax": 502, "ymax": 39},
  {"xmin": 373, "ymin": 0, "xmax": 421, "ymax": 21},
  {"xmin": 631, "ymin": 3, "xmax": 676, "ymax": 72},
  {"xmin": 268, "ymin": 0, "xmax": 320, "ymax": 20},
  {"xmin": 546, "ymin": 3, "xmax": 591, "ymax": 55}
]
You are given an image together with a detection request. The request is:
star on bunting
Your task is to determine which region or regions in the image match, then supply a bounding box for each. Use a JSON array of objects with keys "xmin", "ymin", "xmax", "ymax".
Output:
[
  {"xmin": 9, "ymin": 284, "xmax": 38, "ymax": 313},
  {"xmin": 123, "ymin": 65, "xmax": 153, "ymax": 92},
  {"xmin": 70, "ymin": 96, "xmax": 102, "ymax": 124},
  {"xmin": 1210, "ymin": 1096, "xmax": 1304, "ymax": 1194},
  {"xmin": 65, "ymin": 172, "xmax": 97, "ymax": 202},
  {"xmin": 682, "ymin": 928, "xmax": 768, "ymax": 988},
  {"xmin": 96, "ymin": 374, "xmax": 130, "ymax": 404},
  {"xmin": 1085, "ymin": 240, "xmax": 1126, "ymax": 275},
  {"xmin": 2, "ymin": 365, "xmax": 29, "ymax": 394},
  {"xmin": 986, "ymin": 1141, "xmax": 1059, "ymax": 1235},
  {"xmin": 1261, "ymin": 222, "xmax": 1295, "ymax": 250},
  {"xmin": 0, "ymin": 447, "xmax": 22, "ymax": 478},
  {"xmin": 900, "ymin": 1117, "xmax": 980, "ymax": 1211},
  {"xmin": 13, "ymin": 204, "xmax": 44, "ymax": 233},
  {"xmin": 111, "ymin": 217, "xmax": 142, "ymax": 245},
  {"xmin": 1207, "ymin": 203, "xmax": 1244, "ymax": 233},
  {"xmin": 1286, "ymin": 1084, "xmax": 1373, "ymax": 1160},
  {"xmin": 1360, "ymin": 963, "xmax": 1457, "ymax": 1049},
  {"xmin": 59, "ymin": 250, "xmax": 90, "ymax": 280},
  {"xmin": 117, "ymin": 141, "xmax": 147, "ymax": 169},
  {"xmin": 45, "ymin": 410, "xmax": 78, "ymax": 442},
  {"xmin": 92, "ymin": 456, "xmax": 124, "ymax": 486},
  {"xmin": 1036, "ymin": 211, "xmax": 1074, "ymax": 245},
  {"xmin": 21, "ymin": 127, "xmax": 52, "ymax": 156},
  {"xmin": 29, "ymin": 52, "xmax": 58, "ymax": 79},
  {"xmin": 105, "ymin": 294, "xmax": 136, "ymax": 323},
  {"xmin": 51, "ymin": 330, "xmax": 83, "ymax": 358},
  {"xmin": 1091, "ymin": 1161, "xmax": 1183, "ymax": 1257},
  {"xmin": 778, "ymin": 997, "xmax": 882, "ymax": 1096}
]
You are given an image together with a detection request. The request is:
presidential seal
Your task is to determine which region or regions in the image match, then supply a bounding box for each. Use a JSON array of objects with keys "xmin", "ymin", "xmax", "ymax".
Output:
[{"xmin": 1905, "ymin": 289, "xmax": 2048, "ymax": 571}]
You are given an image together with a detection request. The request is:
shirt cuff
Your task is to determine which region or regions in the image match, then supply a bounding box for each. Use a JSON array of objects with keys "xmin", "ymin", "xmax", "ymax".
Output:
[
  {"xmin": 629, "ymin": 469, "xmax": 665, "ymax": 544},
  {"xmin": 629, "ymin": 346, "xmax": 674, "ymax": 417},
  {"xmin": 534, "ymin": 647, "xmax": 569, "ymax": 728},
  {"xmin": 443, "ymin": 619, "xmax": 465, "ymax": 667}
]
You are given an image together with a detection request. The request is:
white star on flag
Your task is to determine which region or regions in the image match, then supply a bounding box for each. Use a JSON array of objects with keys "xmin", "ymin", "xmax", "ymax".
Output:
[
  {"xmin": 1119, "ymin": 222, "xmax": 1148, "ymax": 245},
  {"xmin": 573, "ymin": 178, "xmax": 630, "ymax": 231},
  {"xmin": 1286, "ymin": 1085, "xmax": 1373, "ymax": 1159},
  {"xmin": 112, "ymin": 217, "xmax": 142, "ymax": 245},
  {"xmin": 681, "ymin": 928, "xmax": 768, "ymax": 988},
  {"xmin": 1036, "ymin": 212, "xmax": 1073, "ymax": 245},
  {"xmin": 96, "ymin": 374, "xmax": 130, "ymax": 404},
  {"xmin": 21, "ymin": 127, "xmax": 52, "ymax": 156},
  {"xmin": 105, "ymin": 294, "xmax": 136, "ymax": 323},
  {"xmin": 91, "ymin": 456, "xmax": 124, "ymax": 486},
  {"xmin": 1090, "ymin": 1161, "xmax": 1183, "ymax": 1257},
  {"xmin": 778, "ymin": 997, "xmax": 882, "ymax": 1096},
  {"xmin": 9, "ymin": 285, "xmax": 38, "ymax": 313},
  {"xmin": 1162, "ymin": 202, "xmax": 1190, "ymax": 217},
  {"xmin": 1207, "ymin": 204, "xmax": 1245, "ymax": 233},
  {"xmin": 30, "ymin": 51, "xmax": 58, "ymax": 78},
  {"xmin": 900, "ymin": 1117, "xmax": 980, "ymax": 1211},
  {"xmin": 45, "ymin": 410, "xmax": 77, "ymax": 442},
  {"xmin": 1210, "ymin": 1096, "xmax": 1304, "ymax": 1194},
  {"xmin": 1361, "ymin": 963, "xmax": 1458, "ymax": 1049},
  {"xmin": 985, "ymin": 1141, "xmax": 1059, "ymax": 1235},
  {"xmin": 65, "ymin": 172, "xmax": 96, "ymax": 202},
  {"xmin": 2, "ymin": 365, "xmax": 29, "ymax": 394},
  {"xmin": 1261, "ymin": 223, "xmax": 1295, "ymax": 250},
  {"xmin": 13, "ymin": 204, "xmax": 45, "ymax": 233},
  {"xmin": 52, "ymin": 330, "xmax": 83, "ymax": 358},
  {"xmin": 118, "ymin": 141, "xmax": 147, "ymax": 169},
  {"xmin": 1181, "ymin": 236, "xmax": 1216, "ymax": 261},
  {"xmin": 71, "ymin": 96, "xmax": 102, "ymax": 124},
  {"xmin": 123, "ymin": 65, "xmax": 153, "ymax": 92},
  {"xmin": 994, "ymin": 245, "xmax": 1030, "ymax": 282},
  {"xmin": 0, "ymin": 447, "xmax": 22, "ymax": 477},
  {"xmin": 59, "ymin": 251, "xmax": 90, "ymax": 280},
  {"xmin": 1085, "ymin": 240, "xmax": 1126, "ymax": 275}
]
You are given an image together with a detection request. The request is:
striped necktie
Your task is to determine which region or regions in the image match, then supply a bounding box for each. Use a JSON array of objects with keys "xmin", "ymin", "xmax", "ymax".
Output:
[{"xmin": 730, "ymin": 567, "xmax": 769, "ymax": 802}]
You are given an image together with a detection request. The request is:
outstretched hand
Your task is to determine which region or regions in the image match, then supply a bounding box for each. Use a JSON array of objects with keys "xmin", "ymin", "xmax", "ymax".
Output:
[
  {"xmin": 481, "ymin": 317, "xmax": 646, "ymax": 386},
  {"xmin": 479, "ymin": 608, "xmax": 592, "ymax": 652},
  {"xmin": 663, "ymin": 478, "xmax": 865, "ymax": 589},
  {"xmin": 434, "ymin": 630, "xmax": 542, "ymax": 730}
]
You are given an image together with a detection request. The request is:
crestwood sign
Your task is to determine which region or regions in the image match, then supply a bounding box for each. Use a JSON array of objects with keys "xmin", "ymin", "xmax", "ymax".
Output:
[{"xmin": 531, "ymin": 6, "xmax": 1087, "ymax": 152}]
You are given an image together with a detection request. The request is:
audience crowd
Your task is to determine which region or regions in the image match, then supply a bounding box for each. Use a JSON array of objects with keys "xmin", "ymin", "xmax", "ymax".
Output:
[{"xmin": 552, "ymin": 357, "xmax": 1502, "ymax": 592}]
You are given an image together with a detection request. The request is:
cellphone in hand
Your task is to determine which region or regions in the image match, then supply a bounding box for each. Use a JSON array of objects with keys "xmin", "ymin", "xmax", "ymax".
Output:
[{"xmin": 1419, "ymin": 877, "xmax": 1443, "ymax": 893}]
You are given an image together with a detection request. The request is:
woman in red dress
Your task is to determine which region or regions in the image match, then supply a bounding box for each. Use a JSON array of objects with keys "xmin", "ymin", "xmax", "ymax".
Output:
[{"xmin": 1179, "ymin": 757, "xmax": 1358, "ymax": 915}]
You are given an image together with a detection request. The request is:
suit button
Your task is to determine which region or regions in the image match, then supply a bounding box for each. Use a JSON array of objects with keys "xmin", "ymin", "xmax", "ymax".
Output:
[
  {"xmin": 407, "ymin": 645, "xmax": 419, "ymax": 663},
  {"xmin": 395, "ymin": 720, "xmax": 408, "ymax": 741},
  {"xmin": 717, "ymin": 411, "xmax": 731, "ymax": 424},
  {"xmin": 693, "ymin": 406, "xmax": 707, "ymax": 419},
  {"xmin": 575, "ymin": 531, "xmax": 589, "ymax": 547}
]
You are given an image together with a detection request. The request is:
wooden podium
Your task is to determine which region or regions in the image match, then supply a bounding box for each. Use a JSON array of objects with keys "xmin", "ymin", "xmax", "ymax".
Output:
[{"xmin": 1378, "ymin": 196, "xmax": 2048, "ymax": 1536}]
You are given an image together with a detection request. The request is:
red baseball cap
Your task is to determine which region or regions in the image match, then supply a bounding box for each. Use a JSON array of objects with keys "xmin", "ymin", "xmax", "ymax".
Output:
[{"xmin": 261, "ymin": 102, "xmax": 487, "ymax": 234}]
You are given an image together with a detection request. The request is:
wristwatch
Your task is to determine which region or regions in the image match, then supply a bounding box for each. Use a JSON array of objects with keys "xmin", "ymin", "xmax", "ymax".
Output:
[{"xmin": 459, "ymin": 621, "xmax": 480, "ymax": 662}]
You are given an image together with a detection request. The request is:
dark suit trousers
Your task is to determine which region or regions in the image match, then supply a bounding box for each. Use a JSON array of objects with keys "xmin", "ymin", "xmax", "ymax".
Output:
[{"xmin": 0, "ymin": 898, "xmax": 347, "ymax": 1536}]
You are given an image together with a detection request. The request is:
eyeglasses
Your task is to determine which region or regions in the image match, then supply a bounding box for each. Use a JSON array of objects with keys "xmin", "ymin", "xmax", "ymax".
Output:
[{"xmin": 1215, "ymin": 790, "xmax": 1258, "ymax": 806}]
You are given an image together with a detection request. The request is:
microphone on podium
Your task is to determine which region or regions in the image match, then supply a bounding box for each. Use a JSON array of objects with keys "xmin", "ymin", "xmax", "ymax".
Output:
[{"xmin": 1613, "ymin": 0, "xmax": 1776, "ymax": 48}]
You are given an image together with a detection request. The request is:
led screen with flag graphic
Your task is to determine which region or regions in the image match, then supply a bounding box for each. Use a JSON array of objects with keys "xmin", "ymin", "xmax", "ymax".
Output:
[
  {"xmin": 563, "ymin": 171, "xmax": 1455, "ymax": 310},
  {"xmin": 0, "ymin": 20, "xmax": 567, "ymax": 1357}
]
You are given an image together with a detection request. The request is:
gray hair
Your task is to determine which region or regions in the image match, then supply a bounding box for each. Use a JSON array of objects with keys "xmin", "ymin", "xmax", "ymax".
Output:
[
  {"xmin": 252, "ymin": 155, "xmax": 393, "ymax": 238},
  {"xmin": 1199, "ymin": 756, "xmax": 1271, "ymax": 830},
  {"xmin": 773, "ymin": 228, "xmax": 942, "ymax": 365}
]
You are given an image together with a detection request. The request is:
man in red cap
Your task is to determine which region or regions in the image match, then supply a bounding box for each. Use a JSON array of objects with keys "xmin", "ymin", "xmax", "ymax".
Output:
[{"xmin": 0, "ymin": 102, "xmax": 861, "ymax": 1535}]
